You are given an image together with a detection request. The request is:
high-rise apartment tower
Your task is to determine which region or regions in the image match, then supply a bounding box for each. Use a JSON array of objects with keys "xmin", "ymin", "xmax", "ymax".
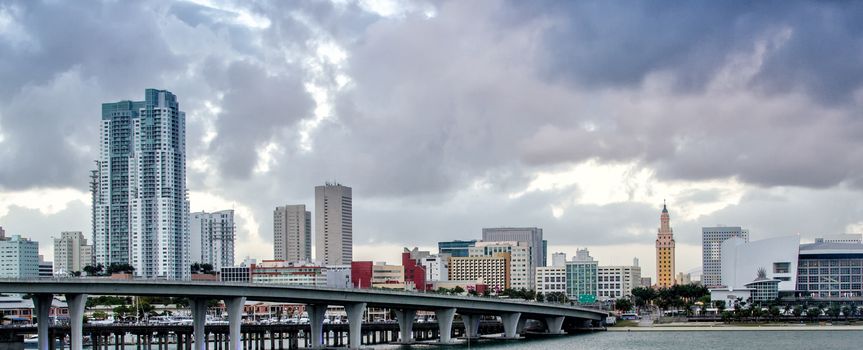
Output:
[
  {"xmin": 315, "ymin": 183, "xmax": 352, "ymax": 265},
  {"xmin": 274, "ymin": 204, "xmax": 312, "ymax": 262},
  {"xmin": 94, "ymin": 89, "xmax": 189, "ymax": 280},
  {"xmin": 190, "ymin": 210, "xmax": 235, "ymax": 271}
]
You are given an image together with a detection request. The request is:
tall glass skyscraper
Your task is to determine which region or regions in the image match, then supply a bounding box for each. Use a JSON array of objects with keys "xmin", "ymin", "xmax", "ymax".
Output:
[{"xmin": 93, "ymin": 89, "xmax": 190, "ymax": 280}]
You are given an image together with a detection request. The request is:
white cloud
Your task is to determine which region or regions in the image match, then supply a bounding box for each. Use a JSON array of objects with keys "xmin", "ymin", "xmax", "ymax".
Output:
[
  {"xmin": 511, "ymin": 160, "xmax": 746, "ymax": 221},
  {"xmin": 0, "ymin": 188, "xmax": 88, "ymax": 217}
]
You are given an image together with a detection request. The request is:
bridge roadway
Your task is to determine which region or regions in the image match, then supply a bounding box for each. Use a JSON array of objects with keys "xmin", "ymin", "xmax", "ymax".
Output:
[{"xmin": 0, "ymin": 279, "xmax": 607, "ymax": 350}]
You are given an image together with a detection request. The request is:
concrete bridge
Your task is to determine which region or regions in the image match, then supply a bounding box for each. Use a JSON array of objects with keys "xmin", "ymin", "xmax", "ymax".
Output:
[{"xmin": 0, "ymin": 279, "xmax": 607, "ymax": 350}]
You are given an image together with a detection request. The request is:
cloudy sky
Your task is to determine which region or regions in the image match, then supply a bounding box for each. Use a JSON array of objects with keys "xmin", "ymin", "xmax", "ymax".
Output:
[{"xmin": 2, "ymin": 0, "xmax": 863, "ymax": 280}]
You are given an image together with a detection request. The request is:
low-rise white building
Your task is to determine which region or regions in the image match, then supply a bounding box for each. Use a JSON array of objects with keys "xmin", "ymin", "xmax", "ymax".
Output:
[
  {"xmin": 252, "ymin": 260, "xmax": 327, "ymax": 287},
  {"xmin": 535, "ymin": 266, "xmax": 566, "ymax": 295},
  {"xmin": 325, "ymin": 265, "xmax": 352, "ymax": 289},
  {"xmin": 597, "ymin": 261, "xmax": 641, "ymax": 301}
]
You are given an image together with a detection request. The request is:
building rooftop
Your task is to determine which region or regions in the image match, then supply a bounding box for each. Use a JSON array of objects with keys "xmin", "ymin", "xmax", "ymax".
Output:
[{"xmin": 799, "ymin": 242, "xmax": 863, "ymax": 254}]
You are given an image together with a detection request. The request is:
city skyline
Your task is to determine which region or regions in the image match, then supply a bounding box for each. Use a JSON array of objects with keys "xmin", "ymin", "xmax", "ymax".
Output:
[{"xmin": 3, "ymin": 1, "xmax": 863, "ymax": 281}]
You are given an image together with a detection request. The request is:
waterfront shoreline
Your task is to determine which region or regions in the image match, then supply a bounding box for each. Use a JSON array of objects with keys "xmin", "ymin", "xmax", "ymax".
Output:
[{"xmin": 608, "ymin": 324, "xmax": 863, "ymax": 332}]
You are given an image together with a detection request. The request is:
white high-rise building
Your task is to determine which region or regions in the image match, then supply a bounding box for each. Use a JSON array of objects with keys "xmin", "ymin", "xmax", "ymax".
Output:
[
  {"xmin": 274, "ymin": 205, "xmax": 311, "ymax": 262},
  {"xmin": 190, "ymin": 210, "xmax": 235, "ymax": 271},
  {"xmin": 702, "ymin": 226, "xmax": 750, "ymax": 287},
  {"xmin": 315, "ymin": 183, "xmax": 352, "ymax": 265},
  {"xmin": 53, "ymin": 231, "xmax": 93, "ymax": 275},
  {"xmin": 95, "ymin": 89, "xmax": 189, "ymax": 280},
  {"xmin": 470, "ymin": 241, "xmax": 531, "ymax": 289}
]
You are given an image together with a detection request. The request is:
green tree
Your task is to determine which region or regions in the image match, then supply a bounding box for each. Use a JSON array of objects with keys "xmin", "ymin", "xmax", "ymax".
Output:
[
  {"xmin": 714, "ymin": 300, "xmax": 726, "ymax": 314},
  {"xmin": 106, "ymin": 263, "xmax": 134, "ymax": 274},
  {"xmin": 535, "ymin": 293, "xmax": 545, "ymax": 302},
  {"xmin": 806, "ymin": 307, "xmax": 821, "ymax": 322},
  {"xmin": 826, "ymin": 305, "xmax": 841, "ymax": 320},
  {"xmin": 92, "ymin": 310, "xmax": 108, "ymax": 320},
  {"xmin": 452, "ymin": 286, "xmax": 465, "ymax": 295},
  {"xmin": 614, "ymin": 298, "xmax": 633, "ymax": 312},
  {"xmin": 841, "ymin": 305, "xmax": 852, "ymax": 321},
  {"xmin": 113, "ymin": 305, "xmax": 131, "ymax": 319},
  {"xmin": 792, "ymin": 305, "xmax": 804, "ymax": 318},
  {"xmin": 768, "ymin": 306, "xmax": 781, "ymax": 321},
  {"xmin": 83, "ymin": 264, "xmax": 104, "ymax": 276}
]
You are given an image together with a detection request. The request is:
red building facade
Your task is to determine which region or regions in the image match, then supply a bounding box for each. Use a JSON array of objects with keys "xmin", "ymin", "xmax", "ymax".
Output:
[
  {"xmin": 351, "ymin": 261, "xmax": 373, "ymax": 288},
  {"xmin": 402, "ymin": 251, "xmax": 428, "ymax": 291}
]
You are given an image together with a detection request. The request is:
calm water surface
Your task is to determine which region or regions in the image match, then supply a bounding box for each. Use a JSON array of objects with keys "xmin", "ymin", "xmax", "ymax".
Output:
[
  {"xmin": 373, "ymin": 331, "xmax": 862, "ymax": 350},
  {"xmin": 86, "ymin": 331, "xmax": 862, "ymax": 350}
]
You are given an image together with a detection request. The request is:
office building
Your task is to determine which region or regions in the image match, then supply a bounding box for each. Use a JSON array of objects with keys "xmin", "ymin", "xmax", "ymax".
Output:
[
  {"xmin": 815, "ymin": 234, "xmax": 863, "ymax": 244},
  {"xmin": 273, "ymin": 205, "xmax": 311, "ymax": 262},
  {"xmin": 720, "ymin": 236, "xmax": 799, "ymax": 292},
  {"xmin": 470, "ymin": 241, "xmax": 531, "ymax": 289},
  {"xmin": 220, "ymin": 258, "xmax": 256, "ymax": 283},
  {"xmin": 351, "ymin": 261, "xmax": 406, "ymax": 289},
  {"xmin": 675, "ymin": 272, "xmax": 692, "ymax": 285},
  {"xmin": 402, "ymin": 248, "xmax": 429, "ymax": 291},
  {"xmin": 482, "ymin": 227, "xmax": 546, "ymax": 273},
  {"xmin": 53, "ymin": 231, "xmax": 94, "ymax": 275},
  {"xmin": 94, "ymin": 89, "xmax": 189, "ymax": 280},
  {"xmin": 371, "ymin": 263, "xmax": 405, "ymax": 289},
  {"xmin": 325, "ymin": 265, "xmax": 352, "ymax": 289},
  {"xmin": 655, "ymin": 203, "xmax": 675, "ymax": 287},
  {"xmin": 251, "ymin": 260, "xmax": 327, "ymax": 287},
  {"xmin": 536, "ymin": 266, "xmax": 566, "ymax": 295},
  {"xmin": 449, "ymin": 253, "xmax": 510, "ymax": 290},
  {"xmin": 438, "ymin": 240, "xmax": 476, "ymax": 257},
  {"xmin": 38, "ymin": 256, "xmax": 53, "ymax": 278},
  {"xmin": 0, "ymin": 235, "xmax": 39, "ymax": 278},
  {"xmin": 551, "ymin": 252, "xmax": 567, "ymax": 267},
  {"xmin": 640, "ymin": 277, "xmax": 652, "ymax": 288},
  {"xmin": 420, "ymin": 253, "xmax": 450, "ymax": 282},
  {"xmin": 565, "ymin": 248, "xmax": 598, "ymax": 301},
  {"xmin": 0, "ymin": 226, "xmax": 5, "ymax": 240},
  {"xmin": 190, "ymin": 210, "xmax": 235, "ymax": 271},
  {"xmin": 597, "ymin": 260, "xmax": 641, "ymax": 301},
  {"xmin": 797, "ymin": 238, "xmax": 863, "ymax": 298},
  {"xmin": 315, "ymin": 183, "xmax": 352, "ymax": 265},
  {"xmin": 702, "ymin": 226, "xmax": 750, "ymax": 287}
]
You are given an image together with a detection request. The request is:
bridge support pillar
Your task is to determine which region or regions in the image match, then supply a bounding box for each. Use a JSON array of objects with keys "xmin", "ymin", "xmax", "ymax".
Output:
[
  {"xmin": 393, "ymin": 308, "xmax": 415, "ymax": 343},
  {"xmin": 66, "ymin": 293, "xmax": 87, "ymax": 350},
  {"xmin": 345, "ymin": 302, "xmax": 366, "ymax": 349},
  {"xmin": 435, "ymin": 308, "xmax": 456, "ymax": 344},
  {"xmin": 33, "ymin": 293, "xmax": 52, "ymax": 350},
  {"xmin": 460, "ymin": 314, "xmax": 481, "ymax": 339},
  {"xmin": 191, "ymin": 298, "xmax": 208, "ymax": 350},
  {"xmin": 500, "ymin": 312, "xmax": 521, "ymax": 339},
  {"xmin": 306, "ymin": 304, "xmax": 326, "ymax": 348},
  {"xmin": 224, "ymin": 296, "xmax": 245, "ymax": 350},
  {"xmin": 545, "ymin": 316, "xmax": 565, "ymax": 334}
]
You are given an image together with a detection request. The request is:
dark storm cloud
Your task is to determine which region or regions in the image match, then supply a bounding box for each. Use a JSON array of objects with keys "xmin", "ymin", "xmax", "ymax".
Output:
[
  {"xmin": 203, "ymin": 60, "xmax": 312, "ymax": 179},
  {"xmin": 2, "ymin": 0, "xmax": 863, "ymax": 258},
  {"xmin": 0, "ymin": 0, "xmax": 183, "ymax": 190},
  {"xmin": 531, "ymin": 0, "xmax": 863, "ymax": 103}
]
